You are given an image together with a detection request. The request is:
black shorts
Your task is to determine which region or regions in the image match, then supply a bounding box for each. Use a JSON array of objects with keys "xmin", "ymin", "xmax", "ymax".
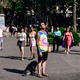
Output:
[{"xmin": 38, "ymin": 51, "xmax": 48, "ymax": 62}]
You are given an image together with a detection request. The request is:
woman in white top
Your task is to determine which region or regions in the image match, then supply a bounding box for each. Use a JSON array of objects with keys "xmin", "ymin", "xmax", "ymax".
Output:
[
  {"xmin": 17, "ymin": 28, "xmax": 26, "ymax": 61},
  {"xmin": 29, "ymin": 27, "xmax": 36, "ymax": 60}
]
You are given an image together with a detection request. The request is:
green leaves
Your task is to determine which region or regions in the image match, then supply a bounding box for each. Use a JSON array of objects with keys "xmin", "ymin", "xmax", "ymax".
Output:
[{"xmin": 14, "ymin": 0, "xmax": 23, "ymax": 13}]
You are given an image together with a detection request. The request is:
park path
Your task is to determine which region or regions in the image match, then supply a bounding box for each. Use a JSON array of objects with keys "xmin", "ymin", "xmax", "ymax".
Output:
[{"xmin": 0, "ymin": 37, "xmax": 80, "ymax": 80}]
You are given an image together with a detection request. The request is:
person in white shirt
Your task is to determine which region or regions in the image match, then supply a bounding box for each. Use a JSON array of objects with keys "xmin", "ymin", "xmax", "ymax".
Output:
[
  {"xmin": 17, "ymin": 28, "xmax": 26, "ymax": 61},
  {"xmin": 0, "ymin": 28, "xmax": 3, "ymax": 50}
]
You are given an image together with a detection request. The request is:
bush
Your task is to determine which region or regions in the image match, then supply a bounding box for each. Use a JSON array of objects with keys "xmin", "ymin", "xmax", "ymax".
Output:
[
  {"xmin": 59, "ymin": 27, "xmax": 64, "ymax": 34},
  {"xmin": 34, "ymin": 27, "xmax": 38, "ymax": 32},
  {"xmin": 79, "ymin": 37, "xmax": 80, "ymax": 42},
  {"xmin": 48, "ymin": 34, "xmax": 53, "ymax": 44},
  {"xmin": 70, "ymin": 30, "xmax": 80, "ymax": 46}
]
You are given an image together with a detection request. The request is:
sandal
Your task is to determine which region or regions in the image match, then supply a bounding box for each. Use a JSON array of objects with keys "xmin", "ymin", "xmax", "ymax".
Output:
[
  {"xmin": 37, "ymin": 74, "xmax": 43, "ymax": 78},
  {"xmin": 29, "ymin": 57, "xmax": 33, "ymax": 60},
  {"xmin": 42, "ymin": 73, "xmax": 48, "ymax": 77}
]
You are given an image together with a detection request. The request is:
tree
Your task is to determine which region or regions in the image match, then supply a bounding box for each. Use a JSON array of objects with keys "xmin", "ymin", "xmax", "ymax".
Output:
[
  {"xmin": 73, "ymin": 0, "xmax": 77, "ymax": 31},
  {"xmin": 0, "ymin": 0, "xmax": 78, "ymax": 28}
]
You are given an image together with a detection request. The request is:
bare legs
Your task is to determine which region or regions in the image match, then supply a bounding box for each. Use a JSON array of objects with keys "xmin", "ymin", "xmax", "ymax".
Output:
[
  {"xmin": 0, "ymin": 43, "xmax": 3, "ymax": 50},
  {"xmin": 29, "ymin": 46, "xmax": 35, "ymax": 60},
  {"xmin": 65, "ymin": 46, "xmax": 70, "ymax": 54},
  {"xmin": 19, "ymin": 46, "xmax": 24, "ymax": 60},
  {"xmin": 38, "ymin": 61, "xmax": 42, "ymax": 77},
  {"xmin": 37, "ymin": 60, "xmax": 48, "ymax": 78}
]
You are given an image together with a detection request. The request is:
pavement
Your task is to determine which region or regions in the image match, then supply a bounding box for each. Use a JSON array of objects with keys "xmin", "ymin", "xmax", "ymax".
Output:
[{"xmin": 0, "ymin": 37, "xmax": 80, "ymax": 80}]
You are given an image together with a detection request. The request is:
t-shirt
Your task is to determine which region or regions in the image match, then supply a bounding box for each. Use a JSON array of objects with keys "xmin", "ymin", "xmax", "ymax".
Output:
[
  {"xmin": 0, "ymin": 29, "xmax": 3, "ymax": 37},
  {"xmin": 38, "ymin": 31, "xmax": 48, "ymax": 52},
  {"xmin": 53, "ymin": 30, "xmax": 61, "ymax": 36},
  {"xmin": 17, "ymin": 32, "xmax": 26, "ymax": 41}
]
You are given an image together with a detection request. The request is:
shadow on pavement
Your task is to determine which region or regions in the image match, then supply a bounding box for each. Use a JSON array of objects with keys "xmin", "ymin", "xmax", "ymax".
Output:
[
  {"xmin": 3, "ymin": 68, "xmax": 24, "ymax": 74},
  {"xmin": 70, "ymin": 50, "xmax": 80, "ymax": 52},
  {"xmin": 22, "ymin": 61, "xmax": 38, "ymax": 76},
  {"xmin": 69, "ymin": 52, "xmax": 80, "ymax": 55},
  {"xmin": 0, "ymin": 56, "xmax": 29, "ymax": 60},
  {"xmin": 51, "ymin": 50, "xmax": 80, "ymax": 55}
]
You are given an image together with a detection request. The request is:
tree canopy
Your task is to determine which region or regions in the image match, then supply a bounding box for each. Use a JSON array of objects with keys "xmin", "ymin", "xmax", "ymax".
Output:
[{"xmin": 0, "ymin": 0, "xmax": 79, "ymax": 30}]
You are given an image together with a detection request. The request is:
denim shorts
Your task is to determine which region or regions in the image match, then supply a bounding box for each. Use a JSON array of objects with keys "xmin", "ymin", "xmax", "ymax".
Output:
[
  {"xmin": 17, "ymin": 40, "xmax": 25, "ymax": 47},
  {"xmin": 0, "ymin": 37, "xmax": 3, "ymax": 44}
]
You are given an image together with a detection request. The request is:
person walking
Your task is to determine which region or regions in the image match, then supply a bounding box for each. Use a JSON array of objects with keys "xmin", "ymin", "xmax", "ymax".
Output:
[
  {"xmin": 0, "ymin": 28, "xmax": 4, "ymax": 50},
  {"xmin": 37, "ymin": 22, "xmax": 49, "ymax": 78},
  {"xmin": 17, "ymin": 28, "xmax": 26, "ymax": 61},
  {"xmin": 52, "ymin": 27, "xmax": 61, "ymax": 52},
  {"xmin": 29, "ymin": 27, "xmax": 36, "ymax": 60},
  {"xmin": 63, "ymin": 27, "xmax": 74, "ymax": 54}
]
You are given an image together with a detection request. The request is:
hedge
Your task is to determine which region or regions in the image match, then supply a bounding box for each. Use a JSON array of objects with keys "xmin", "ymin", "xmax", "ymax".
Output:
[{"xmin": 70, "ymin": 30, "xmax": 80, "ymax": 45}]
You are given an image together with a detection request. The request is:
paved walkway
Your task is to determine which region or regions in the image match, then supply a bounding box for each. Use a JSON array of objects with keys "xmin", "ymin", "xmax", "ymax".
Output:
[{"xmin": 0, "ymin": 37, "xmax": 80, "ymax": 80}]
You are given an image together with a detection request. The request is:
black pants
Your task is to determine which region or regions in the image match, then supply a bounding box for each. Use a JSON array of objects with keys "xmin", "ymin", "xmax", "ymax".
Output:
[{"xmin": 53, "ymin": 36, "xmax": 60, "ymax": 51}]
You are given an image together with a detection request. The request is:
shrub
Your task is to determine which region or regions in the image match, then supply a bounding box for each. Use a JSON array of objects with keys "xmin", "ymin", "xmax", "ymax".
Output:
[
  {"xmin": 70, "ymin": 30, "xmax": 80, "ymax": 46},
  {"xmin": 34, "ymin": 27, "xmax": 38, "ymax": 32},
  {"xmin": 59, "ymin": 27, "xmax": 64, "ymax": 34},
  {"xmin": 48, "ymin": 34, "xmax": 53, "ymax": 44},
  {"xmin": 79, "ymin": 37, "xmax": 80, "ymax": 42}
]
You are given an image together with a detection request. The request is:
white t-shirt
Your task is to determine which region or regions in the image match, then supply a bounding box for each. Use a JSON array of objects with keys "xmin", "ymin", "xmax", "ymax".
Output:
[
  {"xmin": 18, "ymin": 32, "xmax": 26, "ymax": 41},
  {"xmin": 0, "ymin": 29, "xmax": 3, "ymax": 37}
]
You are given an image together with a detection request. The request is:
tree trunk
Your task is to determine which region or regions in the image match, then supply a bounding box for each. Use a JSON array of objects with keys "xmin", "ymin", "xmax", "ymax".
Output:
[{"xmin": 73, "ymin": 0, "xmax": 77, "ymax": 31}]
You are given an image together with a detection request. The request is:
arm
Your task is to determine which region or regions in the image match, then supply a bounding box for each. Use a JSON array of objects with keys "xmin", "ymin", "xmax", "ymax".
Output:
[
  {"xmin": 16, "ymin": 32, "xmax": 19, "ymax": 39},
  {"xmin": 63, "ymin": 33, "xmax": 65, "ymax": 40},
  {"xmin": 71, "ymin": 32, "xmax": 74, "ymax": 42},
  {"xmin": 24, "ymin": 33, "xmax": 27, "ymax": 45},
  {"xmin": 36, "ymin": 33, "xmax": 39, "ymax": 47},
  {"xmin": 37, "ymin": 34, "xmax": 43, "ymax": 57}
]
